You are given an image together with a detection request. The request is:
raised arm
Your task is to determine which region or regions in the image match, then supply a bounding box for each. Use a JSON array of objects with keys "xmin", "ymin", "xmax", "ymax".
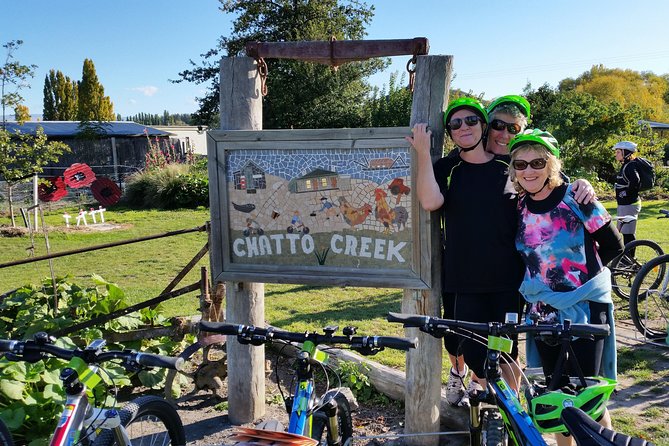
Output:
[{"xmin": 405, "ymin": 123, "xmax": 444, "ymax": 211}]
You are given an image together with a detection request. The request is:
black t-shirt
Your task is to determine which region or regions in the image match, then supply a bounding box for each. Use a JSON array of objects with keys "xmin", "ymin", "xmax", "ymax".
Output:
[{"xmin": 433, "ymin": 154, "xmax": 525, "ymax": 293}]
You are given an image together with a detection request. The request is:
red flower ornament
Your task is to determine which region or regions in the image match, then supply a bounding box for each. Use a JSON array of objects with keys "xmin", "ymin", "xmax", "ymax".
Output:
[
  {"xmin": 90, "ymin": 177, "xmax": 122, "ymax": 207},
  {"xmin": 38, "ymin": 176, "xmax": 68, "ymax": 202},
  {"xmin": 63, "ymin": 163, "xmax": 96, "ymax": 188}
]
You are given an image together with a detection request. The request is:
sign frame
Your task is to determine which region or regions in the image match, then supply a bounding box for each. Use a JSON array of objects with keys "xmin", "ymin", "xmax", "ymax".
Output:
[{"xmin": 207, "ymin": 127, "xmax": 430, "ymax": 289}]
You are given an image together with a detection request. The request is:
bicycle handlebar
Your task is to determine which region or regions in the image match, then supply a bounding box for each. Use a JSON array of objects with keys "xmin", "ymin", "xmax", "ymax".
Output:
[
  {"xmin": 0, "ymin": 337, "xmax": 184, "ymax": 371},
  {"xmin": 199, "ymin": 321, "xmax": 417, "ymax": 352},
  {"xmin": 387, "ymin": 312, "xmax": 610, "ymax": 339}
]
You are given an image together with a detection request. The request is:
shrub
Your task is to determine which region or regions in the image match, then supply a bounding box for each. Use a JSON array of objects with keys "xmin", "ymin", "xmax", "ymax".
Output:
[{"xmin": 124, "ymin": 164, "xmax": 208, "ymax": 209}]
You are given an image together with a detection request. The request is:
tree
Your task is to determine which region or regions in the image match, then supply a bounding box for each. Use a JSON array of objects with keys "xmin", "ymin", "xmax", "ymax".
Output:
[
  {"xmin": 77, "ymin": 58, "xmax": 114, "ymax": 122},
  {"xmin": 0, "ymin": 126, "xmax": 70, "ymax": 226},
  {"xmin": 559, "ymin": 65, "xmax": 669, "ymax": 122},
  {"xmin": 13, "ymin": 104, "xmax": 30, "ymax": 123},
  {"xmin": 1, "ymin": 40, "xmax": 37, "ymax": 129},
  {"xmin": 43, "ymin": 69, "xmax": 78, "ymax": 120},
  {"xmin": 365, "ymin": 71, "xmax": 412, "ymax": 127},
  {"xmin": 172, "ymin": 0, "xmax": 388, "ymax": 129}
]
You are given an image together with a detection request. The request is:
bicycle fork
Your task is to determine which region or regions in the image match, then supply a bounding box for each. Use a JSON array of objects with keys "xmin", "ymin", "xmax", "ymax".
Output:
[{"xmin": 322, "ymin": 395, "xmax": 341, "ymax": 444}]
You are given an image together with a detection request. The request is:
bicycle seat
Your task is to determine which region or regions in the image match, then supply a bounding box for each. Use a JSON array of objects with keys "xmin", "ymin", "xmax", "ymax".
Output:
[{"xmin": 561, "ymin": 406, "xmax": 654, "ymax": 446}]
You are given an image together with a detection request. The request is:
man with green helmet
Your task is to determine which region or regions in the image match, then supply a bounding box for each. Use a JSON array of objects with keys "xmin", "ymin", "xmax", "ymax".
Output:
[{"xmin": 508, "ymin": 129, "xmax": 623, "ymax": 446}]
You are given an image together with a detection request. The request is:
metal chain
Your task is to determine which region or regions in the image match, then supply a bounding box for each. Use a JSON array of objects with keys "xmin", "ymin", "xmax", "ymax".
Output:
[
  {"xmin": 256, "ymin": 57, "xmax": 269, "ymax": 97},
  {"xmin": 406, "ymin": 54, "xmax": 417, "ymax": 93}
]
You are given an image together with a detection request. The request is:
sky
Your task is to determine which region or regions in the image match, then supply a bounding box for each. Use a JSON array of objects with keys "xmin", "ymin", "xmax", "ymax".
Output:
[{"xmin": 2, "ymin": 0, "xmax": 668, "ymax": 119}]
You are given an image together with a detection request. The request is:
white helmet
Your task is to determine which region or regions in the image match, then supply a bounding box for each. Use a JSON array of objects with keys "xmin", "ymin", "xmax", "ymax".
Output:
[{"xmin": 612, "ymin": 141, "xmax": 637, "ymax": 152}]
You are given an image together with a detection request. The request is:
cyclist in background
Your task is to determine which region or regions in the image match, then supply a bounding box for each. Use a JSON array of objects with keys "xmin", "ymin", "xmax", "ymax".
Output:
[
  {"xmin": 613, "ymin": 141, "xmax": 642, "ymax": 247},
  {"xmin": 508, "ymin": 130, "xmax": 623, "ymax": 446}
]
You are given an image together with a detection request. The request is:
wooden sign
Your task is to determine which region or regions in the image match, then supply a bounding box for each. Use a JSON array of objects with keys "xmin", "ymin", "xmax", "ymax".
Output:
[{"xmin": 207, "ymin": 127, "xmax": 429, "ymax": 289}]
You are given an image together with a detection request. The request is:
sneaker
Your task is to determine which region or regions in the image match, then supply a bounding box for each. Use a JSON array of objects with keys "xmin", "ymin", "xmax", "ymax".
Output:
[
  {"xmin": 467, "ymin": 380, "xmax": 485, "ymax": 399},
  {"xmin": 446, "ymin": 366, "xmax": 469, "ymax": 407}
]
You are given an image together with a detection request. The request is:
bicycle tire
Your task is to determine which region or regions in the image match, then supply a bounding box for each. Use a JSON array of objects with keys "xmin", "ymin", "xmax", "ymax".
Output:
[
  {"xmin": 610, "ymin": 239, "xmax": 664, "ymax": 301},
  {"xmin": 92, "ymin": 395, "xmax": 186, "ymax": 446},
  {"xmin": 0, "ymin": 418, "xmax": 14, "ymax": 446},
  {"xmin": 310, "ymin": 393, "xmax": 353, "ymax": 446},
  {"xmin": 629, "ymin": 254, "xmax": 669, "ymax": 340},
  {"xmin": 480, "ymin": 408, "xmax": 507, "ymax": 446}
]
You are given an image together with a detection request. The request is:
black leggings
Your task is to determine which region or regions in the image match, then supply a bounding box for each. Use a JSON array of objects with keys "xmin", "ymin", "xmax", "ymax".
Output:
[
  {"xmin": 442, "ymin": 291, "xmax": 523, "ymax": 377},
  {"xmin": 535, "ymin": 301, "xmax": 608, "ymax": 382}
]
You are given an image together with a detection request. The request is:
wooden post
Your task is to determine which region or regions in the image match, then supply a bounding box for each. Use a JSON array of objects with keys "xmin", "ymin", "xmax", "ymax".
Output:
[
  {"xmin": 218, "ymin": 56, "xmax": 265, "ymax": 424},
  {"xmin": 402, "ymin": 55, "xmax": 453, "ymax": 446}
]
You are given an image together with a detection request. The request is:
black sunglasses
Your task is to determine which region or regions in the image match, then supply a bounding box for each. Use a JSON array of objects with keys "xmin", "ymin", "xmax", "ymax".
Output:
[
  {"xmin": 490, "ymin": 119, "xmax": 521, "ymax": 134},
  {"xmin": 512, "ymin": 158, "xmax": 547, "ymax": 170},
  {"xmin": 448, "ymin": 115, "xmax": 481, "ymax": 130}
]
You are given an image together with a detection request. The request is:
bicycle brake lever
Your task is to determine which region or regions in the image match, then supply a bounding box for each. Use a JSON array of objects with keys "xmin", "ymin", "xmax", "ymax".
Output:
[{"xmin": 355, "ymin": 346, "xmax": 382, "ymax": 356}]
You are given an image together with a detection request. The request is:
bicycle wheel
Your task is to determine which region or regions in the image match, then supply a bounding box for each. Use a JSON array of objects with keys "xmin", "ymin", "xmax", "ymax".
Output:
[
  {"xmin": 311, "ymin": 393, "xmax": 353, "ymax": 446},
  {"xmin": 629, "ymin": 254, "xmax": 669, "ymax": 340},
  {"xmin": 0, "ymin": 418, "xmax": 14, "ymax": 446},
  {"xmin": 480, "ymin": 408, "xmax": 507, "ymax": 446},
  {"xmin": 93, "ymin": 395, "xmax": 186, "ymax": 446},
  {"xmin": 610, "ymin": 239, "xmax": 664, "ymax": 300}
]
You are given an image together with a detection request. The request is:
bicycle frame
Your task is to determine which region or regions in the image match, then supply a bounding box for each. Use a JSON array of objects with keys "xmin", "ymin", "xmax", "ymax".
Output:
[
  {"xmin": 470, "ymin": 349, "xmax": 547, "ymax": 446},
  {"xmin": 51, "ymin": 355, "xmax": 127, "ymax": 445},
  {"xmin": 286, "ymin": 340, "xmax": 330, "ymax": 438}
]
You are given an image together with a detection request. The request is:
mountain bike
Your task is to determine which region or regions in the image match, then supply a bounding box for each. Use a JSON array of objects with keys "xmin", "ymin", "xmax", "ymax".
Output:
[
  {"xmin": 609, "ymin": 216, "xmax": 664, "ymax": 300},
  {"xmin": 387, "ymin": 312, "xmax": 617, "ymax": 446},
  {"xmin": 0, "ymin": 332, "xmax": 186, "ymax": 446},
  {"xmin": 628, "ymin": 210, "xmax": 669, "ymax": 340},
  {"xmin": 199, "ymin": 321, "xmax": 417, "ymax": 446}
]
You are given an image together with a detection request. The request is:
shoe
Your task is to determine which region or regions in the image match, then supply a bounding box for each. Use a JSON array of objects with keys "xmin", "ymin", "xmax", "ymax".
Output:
[
  {"xmin": 446, "ymin": 366, "xmax": 469, "ymax": 407},
  {"xmin": 467, "ymin": 379, "xmax": 485, "ymax": 399}
]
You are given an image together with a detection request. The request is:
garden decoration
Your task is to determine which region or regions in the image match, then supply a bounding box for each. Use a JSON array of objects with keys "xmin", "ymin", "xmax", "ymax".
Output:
[
  {"xmin": 90, "ymin": 177, "xmax": 122, "ymax": 207},
  {"xmin": 76, "ymin": 209, "xmax": 88, "ymax": 226},
  {"xmin": 63, "ymin": 163, "xmax": 96, "ymax": 188},
  {"xmin": 38, "ymin": 176, "xmax": 68, "ymax": 202}
]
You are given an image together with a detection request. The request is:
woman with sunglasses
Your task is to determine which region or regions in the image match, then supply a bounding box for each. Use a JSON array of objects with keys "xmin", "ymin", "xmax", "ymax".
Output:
[
  {"xmin": 486, "ymin": 95, "xmax": 596, "ymax": 204},
  {"xmin": 408, "ymin": 97, "xmax": 526, "ymax": 406},
  {"xmin": 508, "ymin": 130, "xmax": 623, "ymax": 446},
  {"xmin": 486, "ymin": 95, "xmax": 530, "ymax": 156}
]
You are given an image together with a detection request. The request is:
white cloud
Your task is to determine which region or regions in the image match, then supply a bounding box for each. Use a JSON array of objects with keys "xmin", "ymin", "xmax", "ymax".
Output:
[{"xmin": 131, "ymin": 86, "xmax": 159, "ymax": 97}]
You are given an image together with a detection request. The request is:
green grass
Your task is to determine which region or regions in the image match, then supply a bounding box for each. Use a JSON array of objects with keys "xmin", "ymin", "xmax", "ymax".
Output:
[{"xmin": 0, "ymin": 206, "xmax": 211, "ymax": 317}]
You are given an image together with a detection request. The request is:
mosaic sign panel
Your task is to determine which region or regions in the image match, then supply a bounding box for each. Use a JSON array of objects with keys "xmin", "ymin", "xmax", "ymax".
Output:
[{"xmin": 208, "ymin": 127, "xmax": 429, "ymax": 289}]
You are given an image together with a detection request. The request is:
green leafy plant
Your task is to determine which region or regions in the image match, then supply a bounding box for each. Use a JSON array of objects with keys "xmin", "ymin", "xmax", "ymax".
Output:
[
  {"xmin": 335, "ymin": 360, "xmax": 391, "ymax": 405},
  {"xmin": 0, "ymin": 275, "xmax": 187, "ymax": 443}
]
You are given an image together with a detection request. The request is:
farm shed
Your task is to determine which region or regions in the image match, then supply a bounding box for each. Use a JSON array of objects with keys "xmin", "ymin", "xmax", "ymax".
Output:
[{"xmin": 3, "ymin": 121, "xmax": 171, "ymax": 182}]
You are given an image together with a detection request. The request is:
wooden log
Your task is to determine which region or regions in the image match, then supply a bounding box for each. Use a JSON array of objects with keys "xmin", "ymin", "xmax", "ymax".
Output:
[
  {"xmin": 218, "ymin": 56, "xmax": 266, "ymax": 424},
  {"xmin": 402, "ymin": 55, "xmax": 454, "ymax": 446}
]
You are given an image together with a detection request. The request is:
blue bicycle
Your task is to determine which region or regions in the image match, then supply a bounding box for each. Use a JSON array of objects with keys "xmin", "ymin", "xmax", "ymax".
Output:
[
  {"xmin": 199, "ymin": 321, "xmax": 416, "ymax": 446},
  {"xmin": 386, "ymin": 313, "xmax": 636, "ymax": 446}
]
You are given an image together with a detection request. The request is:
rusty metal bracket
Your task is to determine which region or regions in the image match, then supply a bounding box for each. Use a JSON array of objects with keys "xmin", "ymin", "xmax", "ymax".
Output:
[{"xmin": 246, "ymin": 37, "xmax": 429, "ymax": 95}]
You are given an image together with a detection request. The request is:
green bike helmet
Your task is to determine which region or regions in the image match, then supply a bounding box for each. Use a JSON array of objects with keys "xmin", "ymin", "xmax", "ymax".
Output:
[
  {"xmin": 508, "ymin": 129, "xmax": 560, "ymax": 158},
  {"xmin": 487, "ymin": 95, "xmax": 531, "ymax": 118},
  {"xmin": 444, "ymin": 97, "xmax": 489, "ymax": 128},
  {"xmin": 527, "ymin": 376, "xmax": 616, "ymax": 434}
]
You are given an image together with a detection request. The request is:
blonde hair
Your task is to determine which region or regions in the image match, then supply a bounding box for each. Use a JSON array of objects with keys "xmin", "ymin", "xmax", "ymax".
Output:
[{"xmin": 509, "ymin": 144, "xmax": 564, "ymax": 194}]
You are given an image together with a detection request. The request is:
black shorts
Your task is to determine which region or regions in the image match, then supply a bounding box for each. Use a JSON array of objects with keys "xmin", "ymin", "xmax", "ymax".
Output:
[{"xmin": 442, "ymin": 291, "xmax": 523, "ymax": 377}]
